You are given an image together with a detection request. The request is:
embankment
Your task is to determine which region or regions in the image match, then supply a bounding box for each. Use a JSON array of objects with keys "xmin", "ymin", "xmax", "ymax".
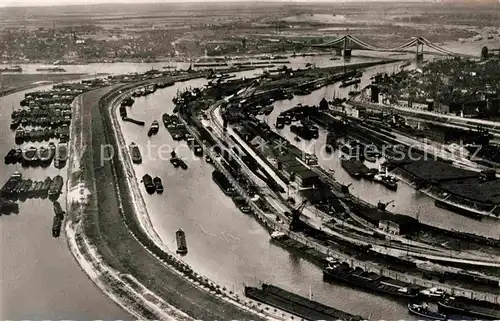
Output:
[{"xmin": 66, "ymin": 79, "xmax": 270, "ymax": 320}]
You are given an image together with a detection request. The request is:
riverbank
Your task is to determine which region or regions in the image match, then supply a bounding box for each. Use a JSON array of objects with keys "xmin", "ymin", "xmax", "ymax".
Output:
[
  {"xmin": 67, "ymin": 77, "xmax": 273, "ymax": 320},
  {"xmin": 0, "ymin": 73, "xmax": 94, "ymax": 96}
]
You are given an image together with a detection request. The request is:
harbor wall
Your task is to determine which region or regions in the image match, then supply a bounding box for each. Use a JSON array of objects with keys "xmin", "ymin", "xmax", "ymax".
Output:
[{"xmin": 181, "ymin": 117, "xmax": 500, "ymax": 305}]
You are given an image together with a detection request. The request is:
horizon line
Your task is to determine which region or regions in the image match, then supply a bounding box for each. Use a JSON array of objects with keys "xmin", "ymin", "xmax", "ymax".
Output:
[{"xmin": 2, "ymin": 0, "xmax": 456, "ymax": 9}]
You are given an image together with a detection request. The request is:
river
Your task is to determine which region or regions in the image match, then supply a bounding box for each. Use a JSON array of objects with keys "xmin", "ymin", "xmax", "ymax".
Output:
[
  {"xmin": 1, "ymin": 53, "xmax": 495, "ymax": 320},
  {"xmin": 117, "ymin": 60, "xmax": 421, "ymax": 320}
]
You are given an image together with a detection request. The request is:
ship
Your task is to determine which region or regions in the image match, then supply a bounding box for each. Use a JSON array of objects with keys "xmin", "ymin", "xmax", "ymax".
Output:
[
  {"xmin": 434, "ymin": 199, "xmax": 483, "ymax": 220},
  {"xmin": 232, "ymin": 195, "xmax": 252, "ymax": 214},
  {"xmin": 0, "ymin": 65, "xmax": 22, "ymax": 73},
  {"xmin": 212, "ymin": 170, "xmax": 234, "ymax": 196},
  {"xmin": 175, "ymin": 229, "xmax": 188, "ymax": 255},
  {"xmin": 323, "ymin": 261, "xmax": 419, "ymax": 299},
  {"xmin": 129, "ymin": 143, "xmax": 142, "ymax": 164},
  {"xmin": 54, "ymin": 143, "xmax": 68, "ymax": 169},
  {"xmin": 437, "ymin": 297, "xmax": 500, "ymax": 320},
  {"xmin": 0, "ymin": 198, "xmax": 19, "ymax": 214},
  {"xmin": 36, "ymin": 67, "xmax": 66, "ymax": 72},
  {"xmin": 48, "ymin": 175, "xmax": 64, "ymax": 200},
  {"xmin": 408, "ymin": 303, "xmax": 447, "ymax": 321},
  {"xmin": 142, "ymin": 174, "xmax": 155, "ymax": 194},
  {"xmin": 153, "ymin": 176, "xmax": 164, "ymax": 194},
  {"xmin": 52, "ymin": 215, "xmax": 63, "ymax": 238},
  {"xmin": 147, "ymin": 120, "xmax": 160, "ymax": 137}
]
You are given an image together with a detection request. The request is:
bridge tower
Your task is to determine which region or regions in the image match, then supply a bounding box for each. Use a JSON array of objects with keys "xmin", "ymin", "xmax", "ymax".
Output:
[
  {"xmin": 415, "ymin": 38, "xmax": 424, "ymax": 61},
  {"xmin": 343, "ymin": 36, "xmax": 352, "ymax": 59}
]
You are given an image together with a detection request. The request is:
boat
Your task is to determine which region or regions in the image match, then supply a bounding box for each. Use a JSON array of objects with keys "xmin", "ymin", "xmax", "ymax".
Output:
[
  {"xmin": 10, "ymin": 118, "xmax": 21, "ymax": 130},
  {"xmin": 212, "ymin": 170, "xmax": 234, "ymax": 196},
  {"xmin": 12, "ymin": 149, "xmax": 22, "ymax": 164},
  {"xmin": 408, "ymin": 303, "xmax": 447, "ymax": 321},
  {"xmin": 40, "ymin": 177, "xmax": 52, "ymax": 198},
  {"xmin": 52, "ymin": 215, "xmax": 63, "ymax": 238},
  {"xmin": 4, "ymin": 149, "xmax": 17, "ymax": 164},
  {"xmin": 261, "ymin": 105, "xmax": 274, "ymax": 116},
  {"xmin": 175, "ymin": 229, "xmax": 188, "ymax": 254},
  {"xmin": 27, "ymin": 181, "xmax": 37, "ymax": 198},
  {"xmin": 39, "ymin": 147, "xmax": 51, "ymax": 167},
  {"xmin": 232, "ymin": 195, "xmax": 252, "ymax": 214},
  {"xmin": 15, "ymin": 127, "xmax": 25, "ymax": 144},
  {"xmin": 0, "ymin": 172, "xmax": 22, "ymax": 198},
  {"xmin": 323, "ymin": 262, "xmax": 419, "ymax": 299},
  {"xmin": 22, "ymin": 146, "xmax": 38, "ymax": 167},
  {"xmin": 142, "ymin": 174, "xmax": 155, "ymax": 194},
  {"xmin": 48, "ymin": 175, "xmax": 64, "ymax": 200},
  {"xmin": 373, "ymin": 172, "xmax": 398, "ymax": 191},
  {"xmin": 419, "ymin": 287, "xmax": 445, "ymax": 299},
  {"xmin": 147, "ymin": 120, "xmax": 160, "ymax": 137},
  {"xmin": 153, "ymin": 176, "xmax": 164, "ymax": 194},
  {"xmin": 19, "ymin": 179, "xmax": 33, "ymax": 199},
  {"xmin": 340, "ymin": 157, "xmax": 369, "ymax": 179},
  {"xmin": 340, "ymin": 78, "xmax": 361, "ymax": 88},
  {"xmin": 36, "ymin": 67, "xmax": 66, "ymax": 72},
  {"xmin": 33, "ymin": 181, "xmax": 44, "ymax": 198},
  {"xmin": 54, "ymin": 143, "xmax": 68, "ymax": 169},
  {"xmin": 438, "ymin": 297, "xmax": 500, "ymax": 320},
  {"xmin": 0, "ymin": 198, "xmax": 19, "ymax": 214},
  {"xmin": 53, "ymin": 201, "xmax": 65, "ymax": 217},
  {"xmin": 0, "ymin": 65, "xmax": 22, "ymax": 73},
  {"xmin": 434, "ymin": 199, "xmax": 483, "ymax": 220},
  {"xmin": 129, "ymin": 143, "xmax": 142, "ymax": 164},
  {"xmin": 178, "ymin": 158, "xmax": 188, "ymax": 170},
  {"xmin": 170, "ymin": 157, "xmax": 181, "ymax": 168},
  {"xmin": 205, "ymin": 155, "xmax": 213, "ymax": 163}
]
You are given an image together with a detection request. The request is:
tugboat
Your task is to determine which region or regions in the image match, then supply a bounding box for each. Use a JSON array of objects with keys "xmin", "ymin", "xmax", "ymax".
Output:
[
  {"xmin": 373, "ymin": 166, "xmax": 398, "ymax": 191},
  {"xmin": 147, "ymin": 120, "xmax": 159, "ymax": 137},
  {"xmin": 153, "ymin": 176, "xmax": 164, "ymax": 194},
  {"xmin": 408, "ymin": 303, "xmax": 447, "ymax": 321},
  {"xmin": 129, "ymin": 142, "xmax": 142, "ymax": 164},
  {"xmin": 175, "ymin": 229, "xmax": 188, "ymax": 255}
]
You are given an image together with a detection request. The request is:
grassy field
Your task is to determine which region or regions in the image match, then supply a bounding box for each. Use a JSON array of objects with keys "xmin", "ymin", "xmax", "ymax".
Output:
[{"xmin": 77, "ymin": 83, "xmax": 264, "ymax": 320}]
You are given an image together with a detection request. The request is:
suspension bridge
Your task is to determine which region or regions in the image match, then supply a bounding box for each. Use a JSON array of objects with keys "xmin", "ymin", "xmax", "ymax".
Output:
[{"xmin": 314, "ymin": 34, "xmax": 474, "ymax": 59}]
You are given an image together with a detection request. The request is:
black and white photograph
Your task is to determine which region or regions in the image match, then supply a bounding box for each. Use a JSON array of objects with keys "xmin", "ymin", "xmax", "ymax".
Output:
[{"xmin": 1, "ymin": 0, "xmax": 499, "ymax": 320}]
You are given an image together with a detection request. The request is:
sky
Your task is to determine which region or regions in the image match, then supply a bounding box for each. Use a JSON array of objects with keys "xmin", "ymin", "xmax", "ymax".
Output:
[{"xmin": 0, "ymin": 0, "xmax": 434, "ymax": 8}]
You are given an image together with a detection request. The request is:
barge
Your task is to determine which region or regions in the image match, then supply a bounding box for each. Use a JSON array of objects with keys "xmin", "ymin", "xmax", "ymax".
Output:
[
  {"xmin": 339, "ymin": 78, "xmax": 361, "ymax": 88},
  {"xmin": 232, "ymin": 195, "xmax": 252, "ymax": 214},
  {"xmin": 0, "ymin": 65, "xmax": 22, "ymax": 73},
  {"xmin": 52, "ymin": 215, "xmax": 63, "ymax": 238},
  {"xmin": 129, "ymin": 142, "xmax": 142, "ymax": 164},
  {"xmin": 323, "ymin": 261, "xmax": 420, "ymax": 299},
  {"xmin": 340, "ymin": 157, "xmax": 369, "ymax": 179},
  {"xmin": 36, "ymin": 67, "xmax": 66, "ymax": 72},
  {"xmin": 1, "ymin": 172, "xmax": 23, "ymax": 199},
  {"xmin": 437, "ymin": 297, "xmax": 500, "ymax": 320},
  {"xmin": 54, "ymin": 143, "xmax": 68, "ymax": 169},
  {"xmin": 53, "ymin": 201, "xmax": 65, "ymax": 218},
  {"xmin": 175, "ymin": 229, "xmax": 188, "ymax": 254},
  {"xmin": 48, "ymin": 175, "xmax": 63, "ymax": 200},
  {"xmin": 245, "ymin": 283, "xmax": 363, "ymax": 321},
  {"xmin": 434, "ymin": 199, "xmax": 483, "ymax": 220},
  {"xmin": 153, "ymin": 176, "xmax": 164, "ymax": 194},
  {"xmin": 212, "ymin": 170, "xmax": 234, "ymax": 196},
  {"xmin": 142, "ymin": 174, "xmax": 155, "ymax": 194},
  {"xmin": 0, "ymin": 198, "xmax": 19, "ymax": 214},
  {"xmin": 123, "ymin": 117, "xmax": 145, "ymax": 126}
]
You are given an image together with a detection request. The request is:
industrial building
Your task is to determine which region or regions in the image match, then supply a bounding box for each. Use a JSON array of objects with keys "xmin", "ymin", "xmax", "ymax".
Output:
[{"xmin": 277, "ymin": 153, "xmax": 319, "ymax": 188}]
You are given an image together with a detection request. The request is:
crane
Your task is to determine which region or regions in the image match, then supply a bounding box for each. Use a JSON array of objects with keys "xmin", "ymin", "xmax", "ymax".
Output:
[
  {"xmin": 377, "ymin": 200, "xmax": 394, "ymax": 211},
  {"xmin": 284, "ymin": 199, "xmax": 308, "ymax": 231}
]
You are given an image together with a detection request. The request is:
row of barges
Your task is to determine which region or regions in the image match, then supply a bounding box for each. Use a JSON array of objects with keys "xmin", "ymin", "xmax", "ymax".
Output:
[
  {"xmin": 14, "ymin": 126, "xmax": 70, "ymax": 144},
  {"xmin": 4, "ymin": 143, "xmax": 68, "ymax": 168},
  {"xmin": 0, "ymin": 172, "xmax": 63, "ymax": 201}
]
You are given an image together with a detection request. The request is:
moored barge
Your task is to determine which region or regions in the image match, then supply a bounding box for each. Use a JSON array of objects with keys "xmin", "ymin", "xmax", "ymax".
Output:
[
  {"xmin": 323, "ymin": 261, "xmax": 420, "ymax": 299},
  {"xmin": 437, "ymin": 297, "xmax": 500, "ymax": 320},
  {"xmin": 407, "ymin": 303, "xmax": 447, "ymax": 320},
  {"xmin": 212, "ymin": 170, "xmax": 234, "ymax": 196},
  {"xmin": 129, "ymin": 142, "xmax": 142, "ymax": 164},
  {"xmin": 153, "ymin": 176, "xmax": 164, "ymax": 194},
  {"xmin": 175, "ymin": 229, "xmax": 188, "ymax": 254},
  {"xmin": 142, "ymin": 174, "xmax": 155, "ymax": 194},
  {"xmin": 48, "ymin": 175, "xmax": 64, "ymax": 200}
]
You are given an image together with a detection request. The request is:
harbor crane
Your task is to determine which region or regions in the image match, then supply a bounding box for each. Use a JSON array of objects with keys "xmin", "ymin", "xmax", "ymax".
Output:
[
  {"xmin": 285, "ymin": 199, "xmax": 308, "ymax": 231},
  {"xmin": 377, "ymin": 200, "xmax": 395, "ymax": 211}
]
